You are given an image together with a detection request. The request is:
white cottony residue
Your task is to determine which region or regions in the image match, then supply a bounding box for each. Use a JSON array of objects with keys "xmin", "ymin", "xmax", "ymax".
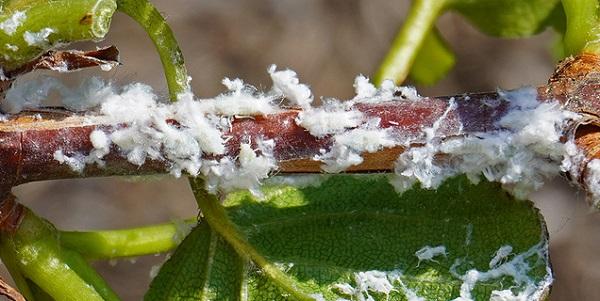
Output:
[
  {"xmin": 5, "ymin": 44, "xmax": 18, "ymax": 51},
  {"xmin": 334, "ymin": 270, "xmax": 425, "ymax": 301},
  {"xmin": 489, "ymin": 245, "xmax": 512, "ymax": 268},
  {"xmin": 296, "ymin": 105, "xmax": 364, "ymax": 138},
  {"xmin": 415, "ymin": 245, "xmax": 447, "ymax": 265},
  {"xmin": 1, "ymin": 76, "xmax": 115, "ymax": 113},
  {"xmin": 201, "ymin": 140, "xmax": 277, "ymax": 196},
  {"xmin": 450, "ymin": 242, "xmax": 552, "ymax": 301},
  {"xmin": 23, "ymin": 27, "xmax": 54, "ymax": 46},
  {"xmin": 353, "ymin": 75, "xmax": 378, "ymax": 100},
  {"xmin": 2, "ymin": 77, "xmax": 61, "ymax": 113},
  {"xmin": 465, "ymin": 224, "xmax": 473, "ymax": 246},
  {"xmin": 87, "ymin": 130, "xmax": 111, "ymax": 166},
  {"xmin": 561, "ymin": 140, "xmax": 585, "ymax": 181},
  {"xmin": 26, "ymin": 74, "xmax": 283, "ymax": 195},
  {"xmin": 53, "ymin": 150, "xmax": 86, "ymax": 173},
  {"xmin": 388, "ymin": 271, "xmax": 426, "ymax": 301},
  {"xmin": 268, "ymin": 65, "xmax": 313, "ymax": 108},
  {"xmin": 63, "ymin": 77, "xmax": 116, "ymax": 111},
  {"xmin": 309, "ymin": 294, "xmax": 326, "ymax": 301},
  {"xmin": 54, "ymin": 130, "xmax": 111, "ymax": 171},
  {"xmin": 585, "ymin": 159, "xmax": 600, "ymax": 208},
  {"xmin": 392, "ymin": 98, "xmax": 457, "ymax": 192},
  {"xmin": 0, "ymin": 11, "xmax": 26, "ymax": 35},
  {"xmin": 100, "ymin": 64, "xmax": 114, "ymax": 71},
  {"xmin": 351, "ymin": 76, "xmax": 420, "ymax": 103},
  {"xmin": 296, "ymin": 76, "xmax": 420, "ymax": 172},
  {"xmin": 196, "ymin": 78, "xmax": 277, "ymax": 116},
  {"xmin": 317, "ymin": 125, "xmax": 397, "ymax": 173},
  {"xmin": 14, "ymin": 69, "xmax": 414, "ymax": 195},
  {"xmin": 5, "ymin": 66, "xmax": 585, "ymax": 199},
  {"xmin": 392, "ymin": 87, "xmax": 581, "ymax": 199}
]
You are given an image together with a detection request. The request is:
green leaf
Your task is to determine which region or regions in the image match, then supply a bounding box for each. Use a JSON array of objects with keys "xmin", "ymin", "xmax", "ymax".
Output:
[
  {"xmin": 409, "ymin": 28, "xmax": 455, "ymax": 86},
  {"xmin": 145, "ymin": 222, "xmax": 245, "ymax": 300},
  {"xmin": 561, "ymin": 0, "xmax": 600, "ymax": 55},
  {"xmin": 449, "ymin": 0, "xmax": 562, "ymax": 38},
  {"xmin": 0, "ymin": 0, "xmax": 117, "ymax": 70},
  {"xmin": 147, "ymin": 176, "xmax": 551, "ymax": 301}
]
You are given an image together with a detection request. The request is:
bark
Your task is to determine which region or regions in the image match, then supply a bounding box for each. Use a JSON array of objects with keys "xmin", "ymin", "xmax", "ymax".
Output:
[
  {"xmin": 0, "ymin": 91, "xmax": 510, "ymax": 189},
  {"xmin": 0, "ymin": 53, "xmax": 598, "ymax": 228}
]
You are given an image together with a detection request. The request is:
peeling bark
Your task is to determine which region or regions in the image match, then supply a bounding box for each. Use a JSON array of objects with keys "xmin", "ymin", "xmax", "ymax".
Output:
[
  {"xmin": 0, "ymin": 46, "xmax": 120, "ymax": 101},
  {"xmin": 0, "ymin": 274, "xmax": 26, "ymax": 301}
]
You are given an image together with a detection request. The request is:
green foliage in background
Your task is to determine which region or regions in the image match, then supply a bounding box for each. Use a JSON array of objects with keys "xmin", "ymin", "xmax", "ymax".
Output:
[{"xmin": 375, "ymin": 0, "xmax": 600, "ymax": 86}]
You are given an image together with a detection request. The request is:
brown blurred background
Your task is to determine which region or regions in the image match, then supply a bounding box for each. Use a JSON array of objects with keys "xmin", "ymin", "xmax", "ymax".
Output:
[{"xmin": 3, "ymin": 0, "xmax": 599, "ymax": 300}]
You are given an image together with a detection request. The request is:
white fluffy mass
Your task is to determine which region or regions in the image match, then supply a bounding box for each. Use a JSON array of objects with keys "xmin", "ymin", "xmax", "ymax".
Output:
[
  {"xmin": 329, "ymin": 240, "xmax": 550, "ymax": 301},
  {"xmin": 0, "ymin": 11, "xmax": 26, "ymax": 35},
  {"xmin": 268, "ymin": 65, "xmax": 313, "ymax": 108},
  {"xmin": 415, "ymin": 245, "xmax": 447, "ymax": 265},
  {"xmin": 334, "ymin": 270, "xmax": 424, "ymax": 301},
  {"xmin": 3, "ymin": 66, "xmax": 586, "ymax": 200},
  {"xmin": 585, "ymin": 159, "xmax": 600, "ymax": 208},
  {"xmin": 450, "ymin": 242, "xmax": 552, "ymax": 301},
  {"xmin": 201, "ymin": 140, "xmax": 277, "ymax": 196},
  {"xmin": 1, "ymin": 76, "xmax": 114, "ymax": 113},
  {"xmin": 489, "ymin": 245, "xmax": 513, "ymax": 268},
  {"xmin": 296, "ymin": 105, "xmax": 364, "ymax": 138},
  {"xmin": 351, "ymin": 75, "xmax": 420, "ymax": 103},
  {"xmin": 391, "ymin": 87, "xmax": 581, "ymax": 199},
  {"xmin": 8, "ymin": 73, "xmax": 285, "ymax": 195},
  {"xmin": 317, "ymin": 124, "xmax": 397, "ymax": 173},
  {"xmin": 23, "ymin": 27, "xmax": 54, "ymax": 46}
]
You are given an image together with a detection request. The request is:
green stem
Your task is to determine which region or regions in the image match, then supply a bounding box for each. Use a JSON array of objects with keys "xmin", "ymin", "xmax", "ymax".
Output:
[
  {"xmin": 117, "ymin": 0, "xmax": 189, "ymax": 100},
  {"xmin": 562, "ymin": 0, "xmax": 600, "ymax": 55},
  {"xmin": 0, "ymin": 239, "xmax": 34, "ymax": 300},
  {"xmin": 0, "ymin": 0, "xmax": 117, "ymax": 70},
  {"xmin": 0, "ymin": 208, "xmax": 120, "ymax": 301},
  {"xmin": 373, "ymin": 0, "xmax": 448, "ymax": 85},
  {"xmin": 190, "ymin": 179, "xmax": 314, "ymax": 301},
  {"xmin": 60, "ymin": 218, "xmax": 197, "ymax": 259}
]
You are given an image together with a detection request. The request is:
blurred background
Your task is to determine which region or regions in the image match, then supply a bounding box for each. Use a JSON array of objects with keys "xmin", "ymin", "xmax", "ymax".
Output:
[{"xmin": 2, "ymin": 0, "xmax": 599, "ymax": 300}]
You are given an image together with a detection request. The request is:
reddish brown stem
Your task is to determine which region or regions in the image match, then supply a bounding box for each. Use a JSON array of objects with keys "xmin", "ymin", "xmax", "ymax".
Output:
[
  {"xmin": 0, "ymin": 90, "xmax": 511, "ymax": 190},
  {"xmin": 0, "ymin": 54, "xmax": 598, "ymax": 203}
]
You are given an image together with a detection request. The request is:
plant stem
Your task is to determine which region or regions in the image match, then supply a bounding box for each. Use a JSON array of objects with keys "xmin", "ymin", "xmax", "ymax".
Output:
[
  {"xmin": 0, "ymin": 240, "xmax": 34, "ymax": 301},
  {"xmin": 0, "ymin": 208, "xmax": 120, "ymax": 301},
  {"xmin": 0, "ymin": 63, "xmax": 596, "ymax": 185},
  {"xmin": 562, "ymin": 0, "xmax": 600, "ymax": 55},
  {"xmin": 191, "ymin": 179, "xmax": 315, "ymax": 301},
  {"xmin": 116, "ymin": 0, "xmax": 189, "ymax": 100},
  {"xmin": 373, "ymin": 0, "xmax": 448, "ymax": 85},
  {"xmin": 60, "ymin": 218, "xmax": 197, "ymax": 259}
]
